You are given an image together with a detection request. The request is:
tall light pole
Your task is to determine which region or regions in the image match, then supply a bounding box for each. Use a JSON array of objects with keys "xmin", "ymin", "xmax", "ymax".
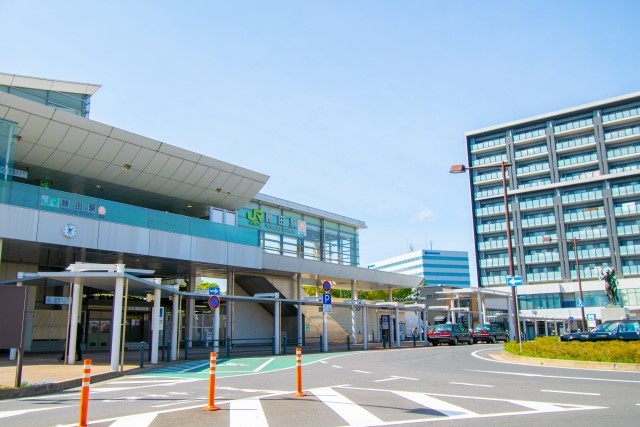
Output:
[
  {"xmin": 543, "ymin": 235, "xmax": 586, "ymax": 331},
  {"xmin": 450, "ymin": 160, "xmax": 521, "ymax": 343}
]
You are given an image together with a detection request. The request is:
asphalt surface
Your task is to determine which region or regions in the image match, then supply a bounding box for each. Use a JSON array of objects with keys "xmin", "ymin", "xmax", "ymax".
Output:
[{"xmin": 3, "ymin": 344, "xmax": 640, "ymax": 426}]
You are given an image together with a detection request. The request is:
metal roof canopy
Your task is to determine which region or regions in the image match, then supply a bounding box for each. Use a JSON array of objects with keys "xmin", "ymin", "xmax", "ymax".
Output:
[
  {"xmin": 1, "ymin": 90, "xmax": 269, "ymax": 215},
  {"xmin": 0, "ymin": 267, "xmax": 179, "ymax": 298}
]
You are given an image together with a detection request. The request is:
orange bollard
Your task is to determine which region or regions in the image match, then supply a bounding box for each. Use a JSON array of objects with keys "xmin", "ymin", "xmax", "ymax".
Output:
[
  {"xmin": 78, "ymin": 359, "xmax": 92, "ymax": 427},
  {"xmin": 294, "ymin": 347, "xmax": 306, "ymax": 397},
  {"xmin": 203, "ymin": 352, "xmax": 220, "ymax": 411}
]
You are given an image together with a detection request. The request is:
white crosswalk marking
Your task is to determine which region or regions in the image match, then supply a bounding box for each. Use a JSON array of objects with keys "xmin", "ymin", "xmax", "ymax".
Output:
[
  {"xmin": 310, "ymin": 387, "xmax": 383, "ymax": 426},
  {"xmin": 393, "ymin": 391, "xmax": 479, "ymax": 417},
  {"xmin": 110, "ymin": 412, "xmax": 158, "ymax": 426},
  {"xmin": 0, "ymin": 406, "xmax": 71, "ymax": 419},
  {"xmin": 507, "ymin": 399, "xmax": 575, "ymax": 412},
  {"xmin": 230, "ymin": 397, "xmax": 268, "ymax": 427}
]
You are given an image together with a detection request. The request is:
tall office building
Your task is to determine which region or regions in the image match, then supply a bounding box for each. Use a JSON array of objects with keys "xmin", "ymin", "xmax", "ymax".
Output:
[
  {"xmin": 465, "ymin": 92, "xmax": 640, "ymax": 331},
  {"xmin": 368, "ymin": 249, "xmax": 471, "ymax": 288}
]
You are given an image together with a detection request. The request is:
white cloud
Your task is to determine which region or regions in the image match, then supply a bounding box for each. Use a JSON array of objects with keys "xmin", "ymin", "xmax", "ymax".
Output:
[{"xmin": 410, "ymin": 208, "xmax": 435, "ymax": 223}]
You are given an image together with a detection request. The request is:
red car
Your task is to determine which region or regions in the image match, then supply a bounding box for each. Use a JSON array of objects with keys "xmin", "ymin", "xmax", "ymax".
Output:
[
  {"xmin": 428, "ymin": 323, "xmax": 473, "ymax": 346},
  {"xmin": 472, "ymin": 324, "xmax": 510, "ymax": 344}
]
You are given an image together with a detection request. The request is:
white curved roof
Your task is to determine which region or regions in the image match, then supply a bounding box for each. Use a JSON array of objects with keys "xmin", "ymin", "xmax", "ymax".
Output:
[
  {"xmin": 0, "ymin": 90, "xmax": 270, "ymax": 211},
  {"xmin": 0, "ymin": 72, "xmax": 101, "ymax": 96}
]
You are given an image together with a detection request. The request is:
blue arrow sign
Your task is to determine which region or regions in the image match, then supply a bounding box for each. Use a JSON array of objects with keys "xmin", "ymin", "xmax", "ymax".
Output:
[
  {"xmin": 208, "ymin": 287, "xmax": 221, "ymax": 295},
  {"xmin": 323, "ymin": 293, "xmax": 332, "ymax": 305},
  {"xmin": 507, "ymin": 275, "xmax": 523, "ymax": 287}
]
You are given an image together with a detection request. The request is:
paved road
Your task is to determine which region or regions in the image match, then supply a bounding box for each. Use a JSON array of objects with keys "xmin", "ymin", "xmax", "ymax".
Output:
[{"xmin": 1, "ymin": 345, "xmax": 639, "ymax": 426}]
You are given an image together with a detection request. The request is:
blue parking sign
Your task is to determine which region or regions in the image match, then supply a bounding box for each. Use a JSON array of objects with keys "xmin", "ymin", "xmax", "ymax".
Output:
[{"xmin": 323, "ymin": 293, "xmax": 332, "ymax": 305}]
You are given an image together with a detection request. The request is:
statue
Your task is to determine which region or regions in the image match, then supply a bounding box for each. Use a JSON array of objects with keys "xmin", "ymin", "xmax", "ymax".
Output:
[{"xmin": 600, "ymin": 266, "xmax": 621, "ymax": 306}]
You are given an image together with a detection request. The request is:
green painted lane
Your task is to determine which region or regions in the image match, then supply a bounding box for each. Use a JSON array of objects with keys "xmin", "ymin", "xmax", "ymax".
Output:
[{"xmin": 144, "ymin": 352, "xmax": 351, "ymax": 379}]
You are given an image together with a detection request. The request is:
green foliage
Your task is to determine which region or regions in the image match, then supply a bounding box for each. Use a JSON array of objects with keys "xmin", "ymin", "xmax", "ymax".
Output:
[
  {"xmin": 301, "ymin": 286, "xmax": 417, "ymax": 301},
  {"xmin": 197, "ymin": 281, "xmax": 219, "ymax": 291},
  {"xmin": 301, "ymin": 285, "xmax": 317, "ymax": 296},
  {"xmin": 392, "ymin": 288, "xmax": 418, "ymax": 301},
  {"xmin": 504, "ymin": 336, "xmax": 640, "ymax": 363}
]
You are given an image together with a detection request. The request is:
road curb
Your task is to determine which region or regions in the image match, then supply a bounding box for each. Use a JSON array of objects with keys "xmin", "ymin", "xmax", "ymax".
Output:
[{"xmin": 492, "ymin": 350, "xmax": 640, "ymax": 371}]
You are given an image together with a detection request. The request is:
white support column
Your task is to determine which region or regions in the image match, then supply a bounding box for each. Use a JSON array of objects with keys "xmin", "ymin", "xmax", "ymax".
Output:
[
  {"xmin": 423, "ymin": 307, "xmax": 428, "ymax": 343},
  {"xmin": 171, "ymin": 294, "xmax": 179, "ymax": 361},
  {"xmin": 226, "ymin": 269, "xmax": 234, "ymax": 342},
  {"xmin": 544, "ymin": 321, "xmax": 549, "ymax": 336},
  {"xmin": 186, "ymin": 277, "xmax": 195, "ymax": 347},
  {"xmin": 67, "ymin": 283, "xmax": 82, "ymax": 364},
  {"xmin": 395, "ymin": 307, "xmax": 401, "ymax": 348},
  {"xmin": 351, "ymin": 280, "xmax": 356, "ymax": 344},
  {"xmin": 297, "ymin": 273, "xmax": 303, "ymax": 347},
  {"xmin": 110, "ymin": 270, "xmax": 125, "ymax": 372},
  {"xmin": 274, "ymin": 300, "xmax": 281, "ymax": 355},
  {"xmin": 10, "ymin": 270, "xmax": 22, "ymax": 361},
  {"xmin": 213, "ymin": 304, "xmax": 220, "ymax": 353},
  {"xmin": 151, "ymin": 288, "xmax": 161, "ymax": 364},
  {"xmin": 362, "ymin": 303, "xmax": 368, "ymax": 350}
]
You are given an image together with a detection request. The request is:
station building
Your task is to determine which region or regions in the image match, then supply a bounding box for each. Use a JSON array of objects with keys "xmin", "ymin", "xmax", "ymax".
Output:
[
  {"xmin": 464, "ymin": 92, "xmax": 640, "ymax": 337},
  {"xmin": 0, "ymin": 72, "xmax": 422, "ymax": 367}
]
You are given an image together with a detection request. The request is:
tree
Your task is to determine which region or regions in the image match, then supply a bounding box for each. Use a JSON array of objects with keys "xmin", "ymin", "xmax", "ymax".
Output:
[{"xmin": 197, "ymin": 280, "xmax": 220, "ymax": 291}]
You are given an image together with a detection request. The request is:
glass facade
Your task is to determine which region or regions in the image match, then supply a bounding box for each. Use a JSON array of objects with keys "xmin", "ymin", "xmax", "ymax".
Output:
[
  {"xmin": 0, "ymin": 85, "xmax": 90, "ymax": 117},
  {"xmin": 468, "ymin": 95, "xmax": 640, "ymax": 315},
  {"xmin": 238, "ymin": 203, "xmax": 359, "ymax": 266},
  {"xmin": 0, "ymin": 119, "xmax": 18, "ymax": 182}
]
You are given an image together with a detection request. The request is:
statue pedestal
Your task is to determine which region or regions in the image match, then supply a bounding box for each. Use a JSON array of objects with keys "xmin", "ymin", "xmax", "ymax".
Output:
[{"xmin": 601, "ymin": 306, "xmax": 628, "ymax": 322}]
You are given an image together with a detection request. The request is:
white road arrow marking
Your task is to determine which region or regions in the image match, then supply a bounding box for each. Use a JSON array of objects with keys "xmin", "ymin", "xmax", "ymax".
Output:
[{"xmin": 109, "ymin": 412, "xmax": 158, "ymax": 427}]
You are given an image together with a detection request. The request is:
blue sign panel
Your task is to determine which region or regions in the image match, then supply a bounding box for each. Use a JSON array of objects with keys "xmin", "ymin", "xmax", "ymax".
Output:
[
  {"xmin": 507, "ymin": 275, "xmax": 523, "ymax": 287},
  {"xmin": 322, "ymin": 293, "xmax": 332, "ymax": 305},
  {"xmin": 208, "ymin": 287, "xmax": 221, "ymax": 295}
]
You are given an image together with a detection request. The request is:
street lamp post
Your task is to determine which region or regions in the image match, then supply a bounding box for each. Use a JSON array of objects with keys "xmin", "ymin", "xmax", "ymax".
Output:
[
  {"xmin": 543, "ymin": 235, "xmax": 586, "ymax": 331},
  {"xmin": 450, "ymin": 160, "xmax": 521, "ymax": 343}
]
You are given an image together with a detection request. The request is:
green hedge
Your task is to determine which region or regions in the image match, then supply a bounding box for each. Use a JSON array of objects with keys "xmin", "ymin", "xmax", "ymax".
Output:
[{"xmin": 504, "ymin": 336, "xmax": 640, "ymax": 364}]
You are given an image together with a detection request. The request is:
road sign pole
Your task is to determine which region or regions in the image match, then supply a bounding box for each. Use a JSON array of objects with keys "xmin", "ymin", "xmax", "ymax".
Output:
[{"xmin": 322, "ymin": 310, "xmax": 328, "ymax": 352}]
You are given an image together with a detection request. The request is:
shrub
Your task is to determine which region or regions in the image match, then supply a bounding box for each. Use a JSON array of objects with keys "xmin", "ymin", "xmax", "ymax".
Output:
[{"xmin": 505, "ymin": 336, "xmax": 640, "ymax": 363}]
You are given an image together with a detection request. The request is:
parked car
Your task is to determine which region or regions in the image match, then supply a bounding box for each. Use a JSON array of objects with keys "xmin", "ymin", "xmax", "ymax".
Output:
[
  {"xmin": 560, "ymin": 319, "xmax": 640, "ymax": 342},
  {"xmin": 427, "ymin": 323, "xmax": 473, "ymax": 346},
  {"xmin": 472, "ymin": 324, "xmax": 510, "ymax": 344}
]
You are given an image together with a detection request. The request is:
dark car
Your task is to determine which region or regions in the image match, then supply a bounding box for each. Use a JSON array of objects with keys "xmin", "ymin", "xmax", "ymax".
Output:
[
  {"xmin": 560, "ymin": 319, "xmax": 640, "ymax": 342},
  {"xmin": 472, "ymin": 324, "xmax": 510, "ymax": 344},
  {"xmin": 427, "ymin": 323, "xmax": 473, "ymax": 346}
]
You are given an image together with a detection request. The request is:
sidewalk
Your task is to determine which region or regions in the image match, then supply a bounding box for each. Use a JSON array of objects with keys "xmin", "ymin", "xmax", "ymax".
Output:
[{"xmin": 0, "ymin": 350, "xmax": 181, "ymax": 399}]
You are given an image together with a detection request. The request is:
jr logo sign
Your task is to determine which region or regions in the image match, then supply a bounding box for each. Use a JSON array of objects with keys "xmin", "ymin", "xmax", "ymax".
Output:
[{"xmin": 246, "ymin": 208, "xmax": 264, "ymax": 226}]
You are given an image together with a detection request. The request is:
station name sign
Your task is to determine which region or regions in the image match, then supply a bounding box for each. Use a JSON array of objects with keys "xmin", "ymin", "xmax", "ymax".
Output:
[{"xmin": 242, "ymin": 208, "xmax": 307, "ymax": 237}]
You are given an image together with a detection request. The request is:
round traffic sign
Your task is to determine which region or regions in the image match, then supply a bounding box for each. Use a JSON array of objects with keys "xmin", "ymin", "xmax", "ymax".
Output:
[
  {"xmin": 208, "ymin": 295, "xmax": 220, "ymax": 310},
  {"xmin": 322, "ymin": 280, "xmax": 331, "ymax": 292}
]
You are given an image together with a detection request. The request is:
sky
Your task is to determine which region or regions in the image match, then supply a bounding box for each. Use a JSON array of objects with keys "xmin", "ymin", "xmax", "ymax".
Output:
[{"xmin": 4, "ymin": 1, "xmax": 640, "ymax": 284}]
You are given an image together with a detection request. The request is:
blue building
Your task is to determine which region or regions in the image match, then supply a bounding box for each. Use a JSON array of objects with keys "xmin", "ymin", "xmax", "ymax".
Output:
[{"xmin": 368, "ymin": 249, "xmax": 471, "ymax": 288}]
